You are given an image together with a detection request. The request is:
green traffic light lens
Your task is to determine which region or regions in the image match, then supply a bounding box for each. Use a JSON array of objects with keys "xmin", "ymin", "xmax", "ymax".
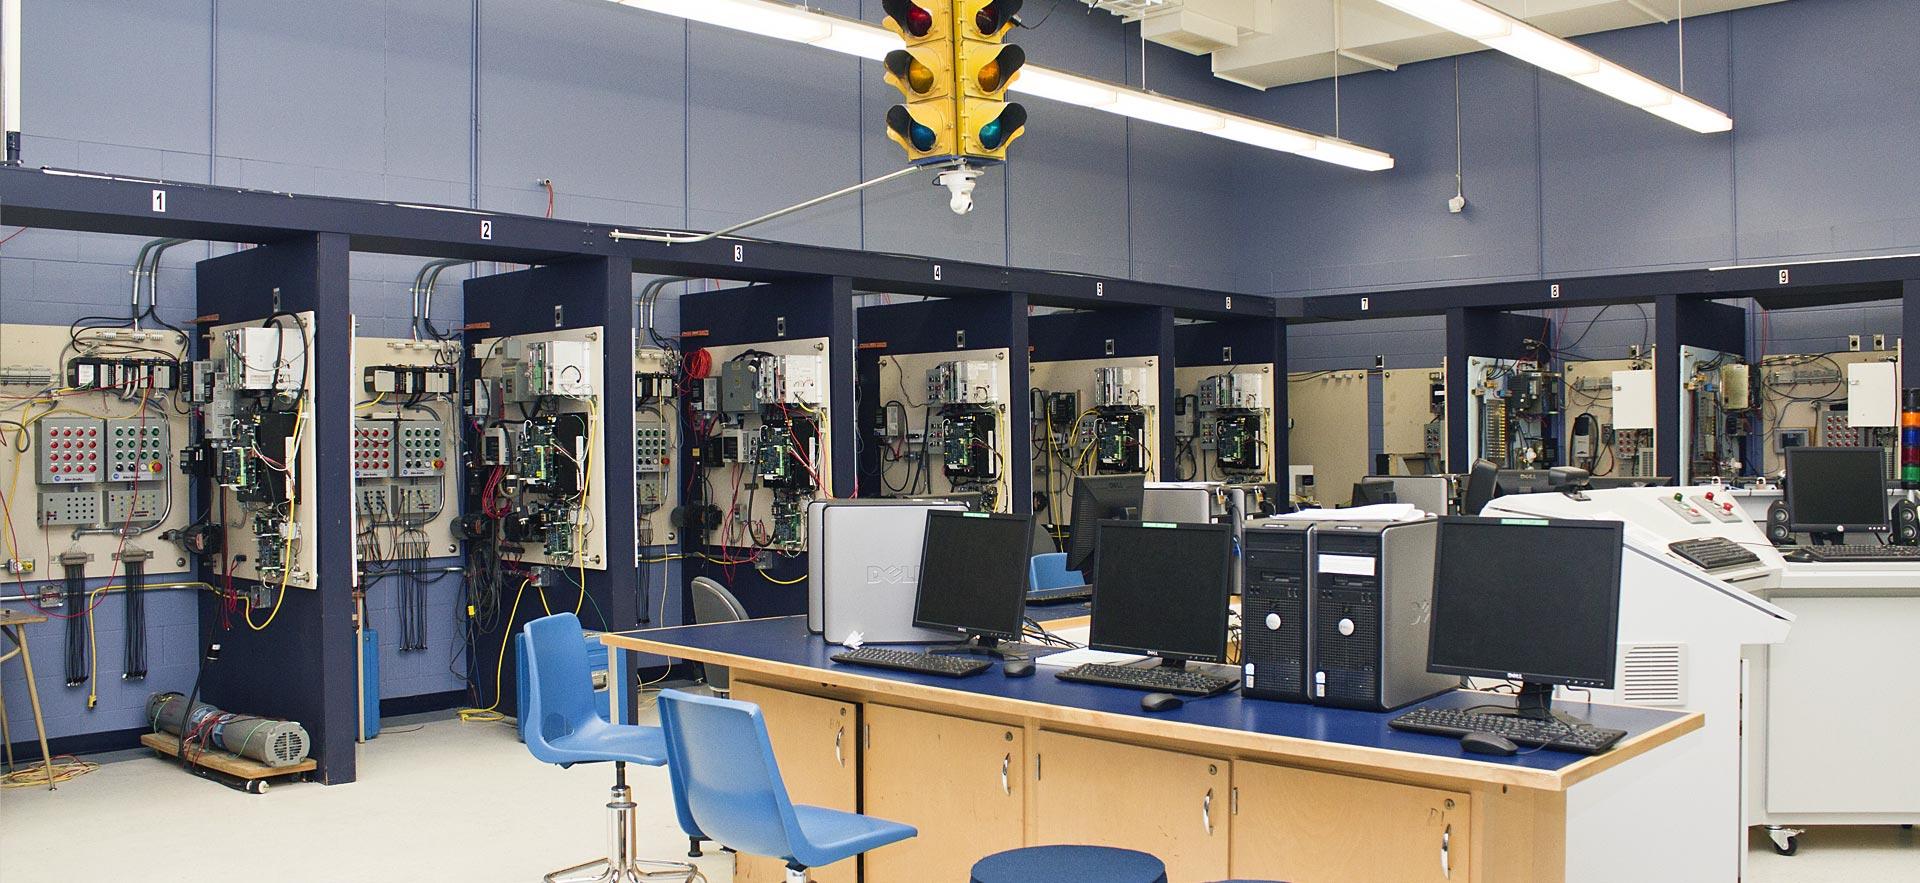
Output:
[
  {"xmin": 911, "ymin": 122, "xmax": 937, "ymax": 152},
  {"xmin": 978, "ymin": 104, "xmax": 1027, "ymax": 151}
]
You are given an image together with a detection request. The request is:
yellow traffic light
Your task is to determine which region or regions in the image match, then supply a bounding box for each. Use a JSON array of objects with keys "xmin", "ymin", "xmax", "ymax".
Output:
[
  {"xmin": 886, "ymin": 104, "xmax": 958, "ymax": 162},
  {"xmin": 954, "ymin": 2, "xmax": 1026, "ymax": 161}
]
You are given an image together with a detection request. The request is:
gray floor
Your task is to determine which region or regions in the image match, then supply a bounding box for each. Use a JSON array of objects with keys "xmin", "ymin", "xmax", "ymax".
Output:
[{"xmin": 2, "ymin": 710, "xmax": 1914, "ymax": 881}]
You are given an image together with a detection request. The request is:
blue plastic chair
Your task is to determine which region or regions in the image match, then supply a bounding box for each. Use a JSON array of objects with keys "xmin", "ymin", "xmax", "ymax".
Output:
[
  {"xmin": 656, "ymin": 689, "xmax": 917, "ymax": 882},
  {"xmin": 970, "ymin": 845, "xmax": 1168, "ymax": 883},
  {"xmin": 522, "ymin": 613, "xmax": 695, "ymax": 882},
  {"xmin": 1028, "ymin": 553, "xmax": 1086, "ymax": 591}
]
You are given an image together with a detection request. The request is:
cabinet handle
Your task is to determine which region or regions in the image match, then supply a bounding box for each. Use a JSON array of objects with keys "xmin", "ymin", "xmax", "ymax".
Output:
[
  {"xmin": 1440, "ymin": 824, "xmax": 1451, "ymax": 879},
  {"xmin": 1001, "ymin": 754, "xmax": 1011, "ymax": 795},
  {"xmin": 1202, "ymin": 789, "xmax": 1214, "ymax": 836},
  {"xmin": 835, "ymin": 727, "xmax": 845, "ymax": 767}
]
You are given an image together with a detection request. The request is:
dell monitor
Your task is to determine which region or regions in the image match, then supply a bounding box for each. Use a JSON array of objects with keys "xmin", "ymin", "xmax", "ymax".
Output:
[
  {"xmin": 1351, "ymin": 479, "xmax": 1399, "ymax": 506},
  {"xmin": 1784, "ymin": 446, "xmax": 1888, "ymax": 539},
  {"xmin": 1066, "ymin": 474, "xmax": 1146, "ymax": 574},
  {"xmin": 1427, "ymin": 516, "xmax": 1624, "ymax": 720},
  {"xmin": 913, "ymin": 511, "xmax": 1034, "ymax": 654},
  {"xmin": 1087, "ymin": 520, "xmax": 1233, "ymax": 668}
]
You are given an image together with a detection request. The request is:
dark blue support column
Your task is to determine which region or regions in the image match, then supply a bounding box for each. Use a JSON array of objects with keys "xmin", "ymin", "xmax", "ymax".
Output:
[
  {"xmin": 194, "ymin": 234, "xmax": 357, "ymax": 784},
  {"xmin": 461, "ymin": 257, "xmax": 635, "ymax": 719},
  {"xmin": 676, "ymin": 277, "xmax": 854, "ymax": 617},
  {"xmin": 1904, "ymin": 280, "xmax": 1920, "ymax": 390},
  {"xmin": 1443, "ymin": 308, "xmax": 1550, "ymax": 473},
  {"xmin": 1173, "ymin": 317, "xmax": 1287, "ymax": 484},
  {"xmin": 1654, "ymin": 296, "xmax": 1747, "ymax": 481},
  {"xmin": 853, "ymin": 292, "xmax": 1030, "ymax": 511},
  {"xmin": 1029, "ymin": 306, "xmax": 1178, "ymax": 480}
]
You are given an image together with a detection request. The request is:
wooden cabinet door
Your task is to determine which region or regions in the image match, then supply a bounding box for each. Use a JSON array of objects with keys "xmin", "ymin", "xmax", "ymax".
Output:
[
  {"xmin": 730, "ymin": 682, "xmax": 859, "ymax": 883},
  {"xmin": 1033, "ymin": 731, "xmax": 1229, "ymax": 883},
  {"xmin": 863, "ymin": 705, "xmax": 1026, "ymax": 883},
  {"xmin": 1231, "ymin": 761, "xmax": 1470, "ymax": 883}
]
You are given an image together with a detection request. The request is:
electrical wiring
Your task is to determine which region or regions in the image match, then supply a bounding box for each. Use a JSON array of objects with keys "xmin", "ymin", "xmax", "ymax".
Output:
[
  {"xmin": 759, "ymin": 570, "xmax": 807, "ymax": 585},
  {"xmin": 246, "ymin": 397, "xmax": 305, "ymax": 632},
  {"xmin": 457, "ymin": 576, "xmax": 534, "ymax": 724},
  {"xmin": 0, "ymin": 755, "xmax": 97, "ymax": 789}
]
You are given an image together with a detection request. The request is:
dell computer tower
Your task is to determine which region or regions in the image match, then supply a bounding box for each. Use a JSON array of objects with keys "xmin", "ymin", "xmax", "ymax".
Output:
[
  {"xmin": 1240, "ymin": 521, "xmax": 1312, "ymax": 702},
  {"xmin": 1240, "ymin": 518, "xmax": 1454, "ymax": 711}
]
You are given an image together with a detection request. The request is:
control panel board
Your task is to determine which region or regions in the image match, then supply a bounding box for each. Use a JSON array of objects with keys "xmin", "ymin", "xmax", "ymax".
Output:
[
  {"xmin": 0, "ymin": 323, "xmax": 195, "ymax": 582},
  {"xmin": 1030, "ymin": 355, "xmax": 1161, "ymax": 527},
  {"xmin": 870, "ymin": 350, "xmax": 1013, "ymax": 512},
  {"xmin": 684, "ymin": 338, "xmax": 836, "ymax": 552},
  {"xmin": 1174, "ymin": 364, "xmax": 1277, "ymax": 483},
  {"xmin": 469, "ymin": 329, "xmax": 606, "ymax": 569}
]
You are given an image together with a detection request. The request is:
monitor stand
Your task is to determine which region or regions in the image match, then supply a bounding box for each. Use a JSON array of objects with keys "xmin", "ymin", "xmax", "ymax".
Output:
[
  {"xmin": 931, "ymin": 635, "xmax": 1021, "ymax": 661},
  {"xmin": 1808, "ymin": 531, "xmax": 1846, "ymax": 547},
  {"xmin": 1488, "ymin": 681, "xmax": 1593, "ymax": 728}
]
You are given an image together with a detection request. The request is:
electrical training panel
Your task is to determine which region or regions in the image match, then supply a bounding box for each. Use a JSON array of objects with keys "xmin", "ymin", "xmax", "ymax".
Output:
[
  {"xmin": 684, "ymin": 343, "xmax": 832, "ymax": 553},
  {"xmin": 1562, "ymin": 359, "xmax": 1656, "ymax": 479},
  {"xmin": 633, "ymin": 346, "xmax": 679, "ymax": 547},
  {"xmin": 467, "ymin": 330, "xmax": 607, "ymax": 569},
  {"xmin": 1680, "ymin": 348, "xmax": 1752, "ymax": 482},
  {"xmin": 1467, "ymin": 357, "xmax": 1559, "ymax": 469},
  {"xmin": 1755, "ymin": 350, "xmax": 1901, "ymax": 475},
  {"xmin": 0, "ymin": 325, "xmax": 195, "ymax": 583},
  {"xmin": 1029, "ymin": 356, "xmax": 1160, "ymax": 536},
  {"xmin": 353, "ymin": 338, "xmax": 461, "ymax": 569},
  {"xmin": 186, "ymin": 316, "xmax": 320, "ymax": 589}
]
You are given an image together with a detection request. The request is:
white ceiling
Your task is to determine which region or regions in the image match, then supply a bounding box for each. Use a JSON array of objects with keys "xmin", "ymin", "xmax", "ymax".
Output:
[{"xmin": 1084, "ymin": 0, "xmax": 1786, "ymax": 89}]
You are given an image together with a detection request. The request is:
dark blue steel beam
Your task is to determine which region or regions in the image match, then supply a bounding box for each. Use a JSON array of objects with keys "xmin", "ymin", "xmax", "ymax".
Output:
[{"xmin": 0, "ymin": 166, "xmax": 1264, "ymax": 320}]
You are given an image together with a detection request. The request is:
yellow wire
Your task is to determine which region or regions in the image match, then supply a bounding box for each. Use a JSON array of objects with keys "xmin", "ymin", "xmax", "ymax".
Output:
[
  {"xmin": 354, "ymin": 392, "xmax": 387, "ymax": 412},
  {"xmin": 572, "ymin": 399, "xmax": 596, "ymax": 613},
  {"xmin": 457, "ymin": 577, "xmax": 533, "ymax": 724},
  {"xmin": 247, "ymin": 400, "xmax": 306, "ymax": 631},
  {"xmin": 1, "ymin": 758, "xmax": 97, "ymax": 788},
  {"xmin": 759, "ymin": 571, "xmax": 807, "ymax": 585}
]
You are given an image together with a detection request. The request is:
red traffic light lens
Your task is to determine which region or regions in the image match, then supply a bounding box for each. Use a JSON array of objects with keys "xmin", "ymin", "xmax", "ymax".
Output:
[
  {"xmin": 883, "ymin": 0, "xmax": 934, "ymax": 37},
  {"xmin": 975, "ymin": 0, "xmax": 1024, "ymax": 35}
]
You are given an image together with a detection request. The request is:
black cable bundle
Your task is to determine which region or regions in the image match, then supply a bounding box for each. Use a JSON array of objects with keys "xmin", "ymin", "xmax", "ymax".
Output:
[
  {"xmin": 123, "ymin": 558, "xmax": 148, "ymax": 679},
  {"xmin": 63, "ymin": 561, "xmax": 87, "ymax": 687}
]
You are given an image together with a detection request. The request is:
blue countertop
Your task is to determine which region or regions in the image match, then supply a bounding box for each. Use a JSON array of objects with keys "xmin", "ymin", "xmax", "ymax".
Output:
[{"xmin": 616, "ymin": 616, "xmax": 1694, "ymax": 776}]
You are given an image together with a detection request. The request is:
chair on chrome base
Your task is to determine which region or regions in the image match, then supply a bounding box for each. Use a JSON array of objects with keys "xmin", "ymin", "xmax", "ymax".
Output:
[
  {"xmin": 655, "ymin": 689, "xmax": 917, "ymax": 883},
  {"xmin": 521, "ymin": 612, "xmax": 698, "ymax": 882}
]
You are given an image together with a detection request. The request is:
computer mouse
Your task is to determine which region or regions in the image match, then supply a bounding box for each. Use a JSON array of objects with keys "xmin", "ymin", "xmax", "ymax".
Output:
[
  {"xmin": 1003, "ymin": 659, "xmax": 1035, "ymax": 678},
  {"xmin": 1141, "ymin": 692, "xmax": 1184, "ymax": 713},
  {"xmin": 1460, "ymin": 731, "xmax": 1519, "ymax": 757}
]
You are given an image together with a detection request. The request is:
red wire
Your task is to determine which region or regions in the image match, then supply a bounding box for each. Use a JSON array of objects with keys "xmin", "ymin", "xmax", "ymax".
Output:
[{"xmin": 0, "ymin": 227, "xmax": 25, "ymax": 249}]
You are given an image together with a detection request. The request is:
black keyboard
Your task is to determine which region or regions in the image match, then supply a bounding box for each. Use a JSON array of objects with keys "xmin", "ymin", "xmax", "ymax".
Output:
[
  {"xmin": 1027, "ymin": 584, "xmax": 1092, "ymax": 604},
  {"xmin": 1055, "ymin": 662, "xmax": 1239, "ymax": 697},
  {"xmin": 1390, "ymin": 706, "xmax": 1627, "ymax": 755},
  {"xmin": 1669, "ymin": 537, "xmax": 1762, "ymax": 572},
  {"xmin": 830, "ymin": 646, "xmax": 991, "ymax": 678},
  {"xmin": 1792, "ymin": 544, "xmax": 1920, "ymax": 563}
]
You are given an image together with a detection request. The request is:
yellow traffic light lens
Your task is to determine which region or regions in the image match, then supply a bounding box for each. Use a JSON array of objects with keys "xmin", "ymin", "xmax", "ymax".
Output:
[
  {"xmin": 909, "ymin": 60, "xmax": 935, "ymax": 93},
  {"xmin": 978, "ymin": 60, "xmax": 1001, "ymax": 92}
]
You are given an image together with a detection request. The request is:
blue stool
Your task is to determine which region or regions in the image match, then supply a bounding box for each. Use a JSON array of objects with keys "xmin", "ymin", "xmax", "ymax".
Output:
[
  {"xmin": 522, "ymin": 613, "xmax": 695, "ymax": 883},
  {"xmin": 657, "ymin": 689, "xmax": 917, "ymax": 883},
  {"xmin": 970, "ymin": 846, "xmax": 1168, "ymax": 883}
]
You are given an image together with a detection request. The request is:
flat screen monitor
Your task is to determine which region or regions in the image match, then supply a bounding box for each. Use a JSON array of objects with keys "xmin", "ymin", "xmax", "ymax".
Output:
[
  {"xmin": 1427, "ymin": 516, "xmax": 1624, "ymax": 717},
  {"xmin": 1087, "ymin": 520, "xmax": 1232, "ymax": 665},
  {"xmin": 1351, "ymin": 479, "xmax": 1399, "ymax": 506},
  {"xmin": 1784, "ymin": 446, "xmax": 1888, "ymax": 535},
  {"xmin": 913, "ymin": 511, "xmax": 1033, "ymax": 643},
  {"xmin": 1066, "ymin": 474, "xmax": 1146, "ymax": 574}
]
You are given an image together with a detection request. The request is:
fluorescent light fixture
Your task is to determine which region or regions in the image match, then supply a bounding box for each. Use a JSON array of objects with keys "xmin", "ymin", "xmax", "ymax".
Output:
[
  {"xmin": 1375, "ymin": 0, "xmax": 1731, "ymax": 133},
  {"xmin": 603, "ymin": 0, "xmax": 1394, "ymax": 170},
  {"xmin": 1011, "ymin": 68, "xmax": 1120, "ymax": 108},
  {"xmin": 1112, "ymin": 92, "xmax": 1227, "ymax": 132}
]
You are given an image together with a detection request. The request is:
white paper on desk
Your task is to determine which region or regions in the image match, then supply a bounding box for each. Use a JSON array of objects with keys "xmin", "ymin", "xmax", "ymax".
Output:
[
  {"xmin": 1035, "ymin": 648, "xmax": 1147, "ymax": 668},
  {"xmin": 1269, "ymin": 503, "xmax": 1424, "ymax": 522}
]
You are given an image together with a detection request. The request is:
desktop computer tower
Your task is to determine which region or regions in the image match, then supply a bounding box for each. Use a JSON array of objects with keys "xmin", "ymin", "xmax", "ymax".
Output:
[
  {"xmin": 1240, "ymin": 521, "xmax": 1312, "ymax": 702},
  {"xmin": 1308, "ymin": 520, "xmax": 1454, "ymax": 711}
]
